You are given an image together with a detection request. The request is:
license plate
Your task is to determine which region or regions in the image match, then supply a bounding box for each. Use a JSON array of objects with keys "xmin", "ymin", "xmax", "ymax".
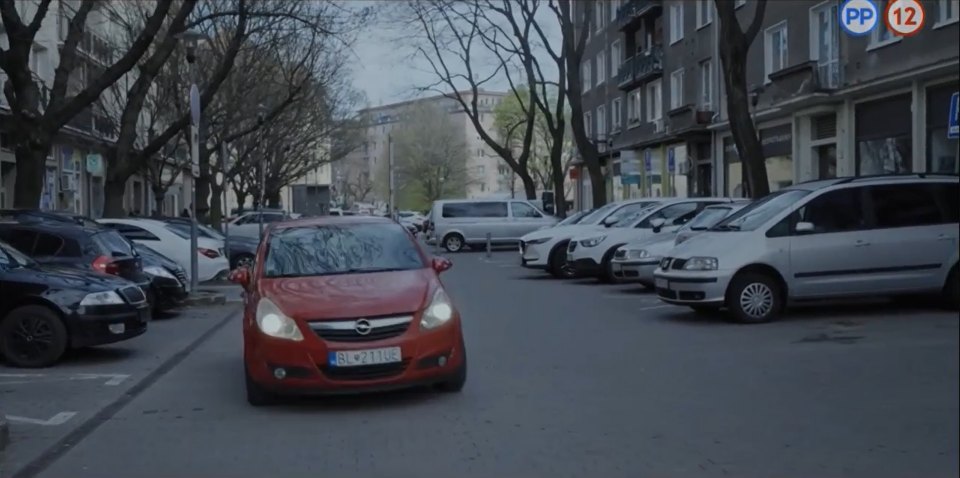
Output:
[
  {"xmin": 655, "ymin": 278, "xmax": 669, "ymax": 289},
  {"xmin": 328, "ymin": 347, "xmax": 402, "ymax": 367}
]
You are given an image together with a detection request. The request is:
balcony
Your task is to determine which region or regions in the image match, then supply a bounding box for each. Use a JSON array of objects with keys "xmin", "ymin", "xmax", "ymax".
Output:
[
  {"xmin": 616, "ymin": 0, "xmax": 662, "ymax": 31},
  {"xmin": 617, "ymin": 46, "xmax": 664, "ymax": 91},
  {"xmin": 66, "ymin": 106, "xmax": 94, "ymax": 133},
  {"xmin": 667, "ymin": 105, "xmax": 714, "ymax": 138}
]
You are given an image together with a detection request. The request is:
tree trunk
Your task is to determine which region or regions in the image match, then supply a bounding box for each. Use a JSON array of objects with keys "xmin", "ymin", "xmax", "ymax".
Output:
[
  {"xmin": 233, "ymin": 189, "xmax": 247, "ymax": 213},
  {"xmin": 152, "ymin": 187, "xmax": 166, "ymax": 217},
  {"xmin": 520, "ymin": 173, "xmax": 537, "ymax": 200},
  {"xmin": 12, "ymin": 142, "xmax": 49, "ymax": 209},
  {"xmin": 548, "ymin": 135, "xmax": 567, "ymax": 218},
  {"xmin": 196, "ymin": 150, "xmax": 212, "ymax": 220},
  {"xmin": 265, "ymin": 188, "xmax": 282, "ymax": 209},
  {"xmin": 102, "ymin": 176, "xmax": 128, "ymax": 218},
  {"xmin": 210, "ymin": 181, "xmax": 224, "ymax": 229}
]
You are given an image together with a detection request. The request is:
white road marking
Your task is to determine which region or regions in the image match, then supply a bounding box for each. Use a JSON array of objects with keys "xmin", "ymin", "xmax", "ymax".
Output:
[
  {"xmin": 6, "ymin": 412, "xmax": 77, "ymax": 426},
  {"xmin": 601, "ymin": 294, "xmax": 656, "ymax": 300},
  {"xmin": 0, "ymin": 372, "xmax": 129, "ymax": 386},
  {"xmin": 637, "ymin": 305, "xmax": 676, "ymax": 311}
]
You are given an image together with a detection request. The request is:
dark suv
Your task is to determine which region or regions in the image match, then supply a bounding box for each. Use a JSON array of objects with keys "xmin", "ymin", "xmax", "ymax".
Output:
[{"xmin": 0, "ymin": 220, "xmax": 154, "ymax": 308}]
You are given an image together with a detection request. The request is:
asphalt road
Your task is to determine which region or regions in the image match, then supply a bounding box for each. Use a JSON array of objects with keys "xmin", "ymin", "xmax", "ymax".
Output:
[{"xmin": 6, "ymin": 250, "xmax": 960, "ymax": 478}]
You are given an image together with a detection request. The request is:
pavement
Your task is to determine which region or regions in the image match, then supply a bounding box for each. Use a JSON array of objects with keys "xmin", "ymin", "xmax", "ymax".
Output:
[{"xmin": 1, "ymin": 250, "xmax": 958, "ymax": 478}]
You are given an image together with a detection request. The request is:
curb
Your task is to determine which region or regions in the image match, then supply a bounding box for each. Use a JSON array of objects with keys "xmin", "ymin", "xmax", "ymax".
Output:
[
  {"xmin": 1, "ymin": 411, "xmax": 9, "ymax": 451},
  {"xmin": 182, "ymin": 291, "xmax": 226, "ymax": 307}
]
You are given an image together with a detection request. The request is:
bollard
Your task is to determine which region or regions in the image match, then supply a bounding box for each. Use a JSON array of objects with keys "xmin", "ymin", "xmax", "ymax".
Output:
[{"xmin": 486, "ymin": 232, "xmax": 492, "ymax": 259}]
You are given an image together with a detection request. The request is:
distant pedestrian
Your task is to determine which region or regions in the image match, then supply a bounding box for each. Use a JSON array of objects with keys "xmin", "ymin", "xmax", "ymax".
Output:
[{"xmin": 181, "ymin": 207, "xmax": 190, "ymax": 218}]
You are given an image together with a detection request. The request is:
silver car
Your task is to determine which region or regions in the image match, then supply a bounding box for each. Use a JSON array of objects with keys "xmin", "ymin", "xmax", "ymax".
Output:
[
  {"xmin": 611, "ymin": 202, "xmax": 750, "ymax": 287},
  {"xmin": 653, "ymin": 175, "xmax": 960, "ymax": 322},
  {"xmin": 428, "ymin": 199, "xmax": 557, "ymax": 252}
]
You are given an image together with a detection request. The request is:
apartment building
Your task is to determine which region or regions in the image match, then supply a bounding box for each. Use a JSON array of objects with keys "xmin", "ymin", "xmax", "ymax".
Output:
[
  {"xmin": 337, "ymin": 90, "xmax": 509, "ymax": 208},
  {"xmin": 1, "ymin": 1, "xmax": 185, "ymax": 216},
  {"xmin": 574, "ymin": 0, "xmax": 959, "ymax": 207}
]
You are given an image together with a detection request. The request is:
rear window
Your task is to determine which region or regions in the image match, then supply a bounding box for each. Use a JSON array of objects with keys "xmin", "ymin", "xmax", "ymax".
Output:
[
  {"xmin": 263, "ymin": 223, "xmax": 425, "ymax": 278},
  {"xmin": 92, "ymin": 230, "xmax": 135, "ymax": 257}
]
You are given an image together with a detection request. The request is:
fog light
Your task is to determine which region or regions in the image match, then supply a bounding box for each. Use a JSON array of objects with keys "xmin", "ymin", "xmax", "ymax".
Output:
[
  {"xmin": 273, "ymin": 367, "xmax": 287, "ymax": 380},
  {"xmin": 108, "ymin": 323, "xmax": 125, "ymax": 334},
  {"xmin": 437, "ymin": 356, "xmax": 447, "ymax": 367}
]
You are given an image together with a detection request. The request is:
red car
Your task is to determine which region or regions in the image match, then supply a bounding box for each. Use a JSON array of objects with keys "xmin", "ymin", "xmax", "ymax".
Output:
[{"xmin": 231, "ymin": 216, "xmax": 466, "ymax": 406}]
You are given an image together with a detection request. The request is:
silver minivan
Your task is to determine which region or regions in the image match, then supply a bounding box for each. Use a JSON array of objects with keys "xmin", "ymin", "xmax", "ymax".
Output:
[
  {"xmin": 654, "ymin": 175, "xmax": 960, "ymax": 322},
  {"xmin": 428, "ymin": 199, "xmax": 557, "ymax": 252}
]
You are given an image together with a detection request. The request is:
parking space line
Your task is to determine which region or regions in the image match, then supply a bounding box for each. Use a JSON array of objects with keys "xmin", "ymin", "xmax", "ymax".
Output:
[
  {"xmin": 601, "ymin": 294, "xmax": 656, "ymax": 300},
  {"xmin": 637, "ymin": 304, "xmax": 676, "ymax": 311},
  {"xmin": 6, "ymin": 412, "xmax": 77, "ymax": 426},
  {"xmin": 0, "ymin": 372, "xmax": 130, "ymax": 386}
]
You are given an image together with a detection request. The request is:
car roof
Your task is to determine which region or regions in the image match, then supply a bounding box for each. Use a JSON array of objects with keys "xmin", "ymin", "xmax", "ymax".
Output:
[
  {"xmin": 789, "ymin": 173, "xmax": 959, "ymax": 191},
  {"xmin": 99, "ymin": 218, "xmax": 167, "ymax": 228},
  {"xmin": 0, "ymin": 219, "xmax": 105, "ymax": 236},
  {"xmin": 272, "ymin": 215, "xmax": 396, "ymax": 230},
  {"xmin": 434, "ymin": 198, "xmax": 524, "ymax": 204}
]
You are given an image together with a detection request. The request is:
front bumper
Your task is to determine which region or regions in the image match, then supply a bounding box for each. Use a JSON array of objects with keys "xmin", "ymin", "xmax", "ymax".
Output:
[
  {"xmin": 68, "ymin": 304, "xmax": 150, "ymax": 348},
  {"xmin": 653, "ymin": 269, "xmax": 734, "ymax": 306},
  {"xmin": 151, "ymin": 276, "xmax": 188, "ymax": 310},
  {"xmin": 519, "ymin": 240, "xmax": 550, "ymax": 268},
  {"xmin": 610, "ymin": 259, "xmax": 660, "ymax": 285},
  {"xmin": 244, "ymin": 317, "xmax": 466, "ymax": 395}
]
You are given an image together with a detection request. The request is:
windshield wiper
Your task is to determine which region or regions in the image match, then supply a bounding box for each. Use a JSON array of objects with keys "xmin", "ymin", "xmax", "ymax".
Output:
[{"xmin": 710, "ymin": 224, "xmax": 741, "ymax": 231}]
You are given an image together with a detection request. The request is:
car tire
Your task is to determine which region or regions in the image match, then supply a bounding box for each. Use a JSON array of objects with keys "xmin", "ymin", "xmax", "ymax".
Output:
[
  {"xmin": 598, "ymin": 245, "xmax": 626, "ymax": 284},
  {"xmin": 725, "ymin": 272, "xmax": 783, "ymax": 324},
  {"xmin": 548, "ymin": 243, "xmax": 575, "ymax": 279},
  {"xmin": 232, "ymin": 253, "xmax": 256, "ymax": 270},
  {"xmin": 245, "ymin": 365, "xmax": 277, "ymax": 407},
  {"xmin": 442, "ymin": 233, "xmax": 465, "ymax": 253},
  {"xmin": 437, "ymin": 347, "xmax": 467, "ymax": 393},
  {"xmin": 0, "ymin": 305, "xmax": 69, "ymax": 368},
  {"xmin": 941, "ymin": 265, "xmax": 959, "ymax": 311}
]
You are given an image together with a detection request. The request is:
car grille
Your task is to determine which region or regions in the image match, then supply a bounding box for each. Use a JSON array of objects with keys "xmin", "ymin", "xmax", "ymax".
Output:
[
  {"xmin": 119, "ymin": 286, "xmax": 147, "ymax": 304},
  {"xmin": 173, "ymin": 268, "xmax": 188, "ymax": 287},
  {"xmin": 308, "ymin": 315, "xmax": 413, "ymax": 343},
  {"xmin": 319, "ymin": 359, "xmax": 411, "ymax": 381},
  {"xmin": 567, "ymin": 241, "xmax": 577, "ymax": 252},
  {"xmin": 660, "ymin": 257, "xmax": 688, "ymax": 270}
]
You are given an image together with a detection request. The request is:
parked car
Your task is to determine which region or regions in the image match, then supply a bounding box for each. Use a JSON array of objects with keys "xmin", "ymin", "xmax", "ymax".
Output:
[
  {"xmin": 427, "ymin": 199, "xmax": 558, "ymax": 253},
  {"xmin": 161, "ymin": 217, "xmax": 259, "ymax": 269},
  {"xmin": 610, "ymin": 202, "xmax": 751, "ymax": 287},
  {"xmin": 518, "ymin": 199, "xmax": 661, "ymax": 278},
  {"xmin": 0, "ymin": 219, "xmax": 154, "ymax": 306},
  {"xmin": 0, "ymin": 209, "xmax": 101, "ymax": 228},
  {"xmin": 566, "ymin": 198, "xmax": 737, "ymax": 282},
  {"xmin": 224, "ymin": 210, "xmax": 288, "ymax": 239},
  {"xmin": 550, "ymin": 209, "xmax": 594, "ymax": 229},
  {"xmin": 231, "ymin": 215, "xmax": 466, "ymax": 406},
  {"xmin": 0, "ymin": 239, "xmax": 150, "ymax": 367},
  {"xmin": 654, "ymin": 175, "xmax": 960, "ymax": 322},
  {"xmin": 133, "ymin": 243, "xmax": 188, "ymax": 314},
  {"xmin": 97, "ymin": 218, "xmax": 229, "ymax": 284},
  {"xmin": 398, "ymin": 210, "xmax": 427, "ymax": 233}
]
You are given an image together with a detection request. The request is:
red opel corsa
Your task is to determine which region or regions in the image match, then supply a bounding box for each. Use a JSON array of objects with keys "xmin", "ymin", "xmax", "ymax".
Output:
[{"xmin": 232, "ymin": 216, "xmax": 466, "ymax": 406}]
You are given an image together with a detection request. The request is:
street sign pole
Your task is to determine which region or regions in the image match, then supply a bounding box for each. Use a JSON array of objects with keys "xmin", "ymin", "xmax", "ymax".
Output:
[
  {"xmin": 388, "ymin": 134, "xmax": 396, "ymax": 220},
  {"xmin": 221, "ymin": 141, "xmax": 231, "ymax": 268}
]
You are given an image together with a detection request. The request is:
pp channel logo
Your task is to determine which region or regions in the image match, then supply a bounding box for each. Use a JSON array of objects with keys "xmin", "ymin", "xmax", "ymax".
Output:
[{"xmin": 840, "ymin": 0, "xmax": 880, "ymax": 36}]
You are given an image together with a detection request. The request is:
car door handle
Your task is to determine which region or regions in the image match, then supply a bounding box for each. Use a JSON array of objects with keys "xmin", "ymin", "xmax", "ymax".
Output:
[{"xmin": 854, "ymin": 240, "xmax": 871, "ymax": 247}]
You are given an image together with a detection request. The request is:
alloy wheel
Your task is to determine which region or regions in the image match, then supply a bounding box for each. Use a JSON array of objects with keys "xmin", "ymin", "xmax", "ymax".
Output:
[
  {"xmin": 7, "ymin": 316, "xmax": 55, "ymax": 362},
  {"xmin": 739, "ymin": 282, "xmax": 774, "ymax": 319}
]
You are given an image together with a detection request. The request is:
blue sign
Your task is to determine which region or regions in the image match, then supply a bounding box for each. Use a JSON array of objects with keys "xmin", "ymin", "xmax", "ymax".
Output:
[
  {"xmin": 621, "ymin": 175, "xmax": 641, "ymax": 185},
  {"xmin": 667, "ymin": 148, "xmax": 676, "ymax": 173},
  {"xmin": 839, "ymin": 0, "xmax": 879, "ymax": 36},
  {"xmin": 949, "ymin": 92, "xmax": 959, "ymax": 139},
  {"xmin": 644, "ymin": 149, "xmax": 652, "ymax": 172}
]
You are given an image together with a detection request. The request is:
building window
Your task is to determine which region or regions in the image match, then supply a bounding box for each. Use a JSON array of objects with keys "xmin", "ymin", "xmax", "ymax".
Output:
[
  {"xmin": 596, "ymin": 50, "xmax": 606, "ymax": 84},
  {"xmin": 582, "ymin": 61, "xmax": 592, "ymax": 92},
  {"xmin": 699, "ymin": 60, "xmax": 713, "ymax": 110},
  {"xmin": 612, "ymin": 98, "xmax": 623, "ymax": 132},
  {"xmin": 596, "ymin": 105, "xmax": 606, "ymax": 140},
  {"xmin": 724, "ymin": 124, "xmax": 794, "ymax": 197},
  {"xmin": 595, "ymin": 1, "xmax": 604, "ymax": 31},
  {"xmin": 870, "ymin": 21, "xmax": 899, "ymax": 48},
  {"xmin": 647, "ymin": 79, "xmax": 662, "ymax": 122},
  {"xmin": 669, "ymin": 69, "xmax": 684, "ymax": 110},
  {"xmin": 855, "ymin": 94, "xmax": 912, "ymax": 175},
  {"xmin": 627, "ymin": 90, "xmax": 641, "ymax": 125},
  {"xmin": 764, "ymin": 22, "xmax": 788, "ymax": 82},
  {"xmin": 810, "ymin": 2, "xmax": 840, "ymax": 89},
  {"xmin": 610, "ymin": 0, "xmax": 620, "ymax": 22},
  {"xmin": 584, "ymin": 111, "xmax": 593, "ymax": 139},
  {"xmin": 611, "ymin": 40, "xmax": 621, "ymax": 73},
  {"xmin": 697, "ymin": 0, "xmax": 713, "ymax": 28},
  {"xmin": 926, "ymin": 83, "xmax": 960, "ymax": 173},
  {"xmin": 933, "ymin": 0, "xmax": 960, "ymax": 26},
  {"xmin": 669, "ymin": 2, "xmax": 684, "ymax": 44}
]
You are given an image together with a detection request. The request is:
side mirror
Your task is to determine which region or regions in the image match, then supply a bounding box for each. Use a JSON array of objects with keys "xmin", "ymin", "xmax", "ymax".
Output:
[
  {"xmin": 229, "ymin": 267, "xmax": 251, "ymax": 286},
  {"xmin": 650, "ymin": 217, "xmax": 666, "ymax": 233},
  {"xmin": 602, "ymin": 216, "xmax": 617, "ymax": 227},
  {"xmin": 795, "ymin": 221, "xmax": 815, "ymax": 234},
  {"xmin": 431, "ymin": 256, "xmax": 453, "ymax": 274}
]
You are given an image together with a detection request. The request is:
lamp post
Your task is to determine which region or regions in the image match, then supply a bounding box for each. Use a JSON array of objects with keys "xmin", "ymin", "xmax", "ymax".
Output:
[
  {"xmin": 256, "ymin": 105, "xmax": 267, "ymax": 240},
  {"xmin": 177, "ymin": 28, "xmax": 207, "ymax": 293}
]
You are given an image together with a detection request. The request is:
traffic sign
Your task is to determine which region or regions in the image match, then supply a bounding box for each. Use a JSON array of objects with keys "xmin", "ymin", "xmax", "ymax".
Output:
[
  {"xmin": 667, "ymin": 148, "xmax": 675, "ymax": 173},
  {"xmin": 644, "ymin": 150, "xmax": 652, "ymax": 172},
  {"xmin": 884, "ymin": 0, "xmax": 925, "ymax": 37},
  {"xmin": 948, "ymin": 92, "xmax": 959, "ymax": 139},
  {"xmin": 840, "ymin": 0, "xmax": 880, "ymax": 36}
]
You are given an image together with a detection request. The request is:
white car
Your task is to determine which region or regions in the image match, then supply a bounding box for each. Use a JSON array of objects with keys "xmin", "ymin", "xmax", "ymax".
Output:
[
  {"xmin": 610, "ymin": 202, "xmax": 751, "ymax": 287},
  {"xmin": 519, "ymin": 199, "xmax": 661, "ymax": 278},
  {"xmin": 224, "ymin": 210, "xmax": 287, "ymax": 238},
  {"xmin": 565, "ymin": 198, "xmax": 735, "ymax": 282},
  {"xmin": 98, "ymin": 218, "xmax": 230, "ymax": 285}
]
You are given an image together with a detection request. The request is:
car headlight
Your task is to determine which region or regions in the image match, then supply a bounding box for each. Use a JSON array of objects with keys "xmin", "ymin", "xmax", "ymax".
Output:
[
  {"xmin": 683, "ymin": 257, "xmax": 718, "ymax": 271},
  {"xmin": 525, "ymin": 237, "xmax": 550, "ymax": 245},
  {"xmin": 420, "ymin": 287, "xmax": 455, "ymax": 330},
  {"xmin": 627, "ymin": 249, "xmax": 650, "ymax": 259},
  {"xmin": 80, "ymin": 291, "xmax": 125, "ymax": 306},
  {"xmin": 580, "ymin": 236, "xmax": 606, "ymax": 247},
  {"xmin": 256, "ymin": 298, "xmax": 304, "ymax": 341},
  {"xmin": 143, "ymin": 265, "xmax": 176, "ymax": 279}
]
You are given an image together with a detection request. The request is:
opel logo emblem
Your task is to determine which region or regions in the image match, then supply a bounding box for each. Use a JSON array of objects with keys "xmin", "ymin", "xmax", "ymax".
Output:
[{"xmin": 354, "ymin": 319, "xmax": 372, "ymax": 335}]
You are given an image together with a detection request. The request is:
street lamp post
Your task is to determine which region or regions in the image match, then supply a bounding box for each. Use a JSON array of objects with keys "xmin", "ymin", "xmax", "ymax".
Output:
[
  {"xmin": 178, "ymin": 29, "xmax": 207, "ymax": 293},
  {"xmin": 220, "ymin": 140, "xmax": 230, "ymax": 268},
  {"xmin": 256, "ymin": 107, "xmax": 266, "ymax": 240}
]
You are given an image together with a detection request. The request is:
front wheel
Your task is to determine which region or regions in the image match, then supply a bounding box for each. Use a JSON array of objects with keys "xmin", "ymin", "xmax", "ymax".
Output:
[
  {"xmin": 941, "ymin": 266, "xmax": 959, "ymax": 310},
  {"xmin": 0, "ymin": 306, "xmax": 69, "ymax": 368},
  {"xmin": 232, "ymin": 253, "xmax": 255, "ymax": 270},
  {"xmin": 598, "ymin": 245, "xmax": 626, "ymax": 284},
  {"xmin": 245, "ymin": 365, "xmax": 277, "ymax": 407},
  {"xmin": 548, "ymin": 243, "xmax": 575, "ymax": 279},
  {"xmin": 725, "ymin": 272, "xmax": 783, "ymax": 323},
  {"xmin": 437, "ymin": 348, "xmax": 467, "ymax": 393},
  {"xmin": 443, "ymin": 233, "xmax": 465, "ymax": 253}
]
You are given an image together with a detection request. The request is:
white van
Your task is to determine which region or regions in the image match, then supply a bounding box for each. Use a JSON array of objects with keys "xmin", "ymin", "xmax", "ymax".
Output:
[{"xmin": 428, "ymin": 199, "xmax": 557, "ymax": 252}]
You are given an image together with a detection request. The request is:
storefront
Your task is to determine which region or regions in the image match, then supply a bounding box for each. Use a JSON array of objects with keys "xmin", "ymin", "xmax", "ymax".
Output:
[
  {"xmin": 723, "ymin": 123, "xmax": 795, "ymax": 197},
  {"xmin": 926, "ymin": 83, "xmax": 959, "ymax": 174},
  {"xmin": 854, "ymin": 93, "xmax": 912, "ymax": 175}
]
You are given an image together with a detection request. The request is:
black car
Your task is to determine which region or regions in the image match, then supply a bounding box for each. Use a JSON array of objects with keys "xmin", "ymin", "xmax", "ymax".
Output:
[
  {"xmin": 0, "ymin": 209, "xmax": 101, "ymax": 228},
  {"xmin": 161, "ymin": 217, "xmax": 258, "ymax": 269},
  {"xmin": 0, "ymin": 240, "xmax": 150, "ymax": 367},
  {"xmin": 133, "ymin": 243, "xmax": 188, "ymax": 313},
  {"xmin": 0, "ymin": 220, "xmax": 154, "ymax": 307}
]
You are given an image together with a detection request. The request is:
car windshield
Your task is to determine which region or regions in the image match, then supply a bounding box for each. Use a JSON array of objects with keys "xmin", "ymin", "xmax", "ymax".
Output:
[
  {"xmin": 557, "ymin": 210, "xmax": 589, "ymax": 226},
  {"xmin": 712, "ymin": 190, "xmax": 811, "ymax": 231},
  {"xmin": 684, "ymin": 207, "xmax": 735, "ymax": 231},
  {"xmin": 93, "ymin": 230, "xmax": 135, "ymax": 257},
  {"xmin": 578, "ymin": 203, "xmax": 621, "ymax": 225},
  {"xmin": 611, "ymin": 204, "xmax": 658, "ymax": 227},
  {"xmin": 263, "ymin": 222, "xmax": 426, "ymax": 278}
]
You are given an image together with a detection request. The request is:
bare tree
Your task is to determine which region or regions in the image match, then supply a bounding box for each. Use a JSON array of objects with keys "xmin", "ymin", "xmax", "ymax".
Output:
[
  {"xmin": 0, "ymin": 0, "xmax": 178, "ymax": 207},
  {"xmin": 402, "ymin": 0, "xmax": 540, "ymax": 199},
  {"xmin": 338, "ymin": 163, "xmax": 375, "ymax": 208},
  {"xmin": 715, "ymin": 0, "xmax": 769, "ymax": 198}
]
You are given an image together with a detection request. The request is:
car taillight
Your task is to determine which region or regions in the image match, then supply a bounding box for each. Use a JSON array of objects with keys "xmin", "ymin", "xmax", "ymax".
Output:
[
  {"xmin": 92, "ymin": 256, "xmax": 121, "ymax": 275},
  {"xmin": 199, "ymin": 248, "xmax": 220, "ymax": 259}
]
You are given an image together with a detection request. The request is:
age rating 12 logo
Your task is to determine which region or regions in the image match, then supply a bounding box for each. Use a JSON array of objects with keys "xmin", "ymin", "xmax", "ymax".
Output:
[
  {"xmin": 884, "ymin": 0, "xmax": 926, "ymax": 36},
  {"xmin": 841, "ymin": 0, "xmax": 926, "ymax": 37}
]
